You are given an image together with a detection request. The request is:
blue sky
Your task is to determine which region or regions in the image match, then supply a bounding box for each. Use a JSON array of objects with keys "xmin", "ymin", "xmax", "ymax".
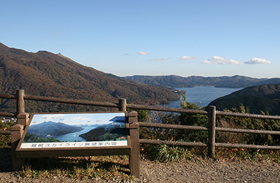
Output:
[{"xmin": 1, "ymin": 0, "xmax": 279, "ymax": 78}]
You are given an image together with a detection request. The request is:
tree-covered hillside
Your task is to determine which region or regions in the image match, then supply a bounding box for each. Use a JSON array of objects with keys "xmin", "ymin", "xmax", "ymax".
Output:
[
  {"xmin": 208, "ymin": 84, "xmax": 280, "ymax": 115},
  {"xmin": 27, "ymin": 121, "xmax": 83, "ymax": 137},
  {"xmin": 0, "ymin": 43, "xmax": 180, "ymax": 113}
]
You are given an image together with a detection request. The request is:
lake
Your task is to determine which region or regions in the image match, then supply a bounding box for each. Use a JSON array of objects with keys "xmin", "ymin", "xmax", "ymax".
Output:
[
  {"xmin": 166, "ymin": 86, "xmax": 242, "ymax": 108},
  {"xmin": 56, "ymin": 126, "xmax": 94, "ymax": 142}
]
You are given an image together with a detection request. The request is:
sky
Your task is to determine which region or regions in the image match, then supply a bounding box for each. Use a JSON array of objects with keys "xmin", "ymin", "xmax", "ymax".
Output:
[{"xmin": 1, "ymin": 0, "xmax": 280, "ymax": 78}]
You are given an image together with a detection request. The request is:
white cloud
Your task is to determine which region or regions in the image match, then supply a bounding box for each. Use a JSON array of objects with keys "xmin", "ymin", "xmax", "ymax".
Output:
[
  {"xmin": 216, "ymin": 59, "xmax": 243, "ymax": 65},
  {"xmin": 228, "ymin": 59, "xmax": 243, "ymax": 65},
  {"xmin": 70, "ymin": 116, "xmax": 82, "ymax": 120},
  {"xmin": 180, "ymin": 56, "xmax": 197, "ymax": 60},
  {"xmin": 201, "ymin": 60, "xmax": 212, "ymax": 64},
  {"xmin": 202, "ymin": 56, "xmax": 243, "ymax": 65},
  {"xmin": 70, "ymin": 116, "xmax": 90, "ymax": 121},
  {"xmin": 211, "ymin": 56, "xmax": 226, "ymax": 61},
  {"xmin": 138, "ymin": 51, "xmax": 148, "ymax": 55},
  {"xmin": 42, "ymin": 114, "xmax": 64, "ymax": 121},
  {"xmin": 245, "ymin": 57, "xmax": 271, "ymax": 64},
  {"xmin": 150, "ymin": 57, "xmax": 172, "ymax": 61},
  {"xmin": 150, "ymin": 57, "xmax": 164, "ymax": 61}
]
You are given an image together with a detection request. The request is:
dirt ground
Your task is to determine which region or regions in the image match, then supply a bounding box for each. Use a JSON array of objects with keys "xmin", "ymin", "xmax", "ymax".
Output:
[{"xmin": 1, "ymin": 148, "xmax": 280, "ymax": 183}]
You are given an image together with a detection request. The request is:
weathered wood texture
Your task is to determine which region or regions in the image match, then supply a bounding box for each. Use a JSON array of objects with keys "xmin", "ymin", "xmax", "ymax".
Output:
[
  {"xmin": 128, "ymin": 111, "xmax": 140, "ymax": 178},
  {"xmin": 1, "ymin": 91, "xmax": 280, "ymax": 120},
  {"xmin": 1, "ymin": 90, "xmax": 280, "ymax": 160},
  {"xmin": 216, "ymin": 127, "xmax": 280, "ymax": 135},
  {"xmin": 0, "ymin": 112, "xmax": 16, "ymax": 117},
  {"xmin": 0, "ymin": 130, "xmax": 11, "ymax": 135},
  {"xmin": 11, "ymin": 123, "xmax": 25, "ymax": 170},
  {"xmin": 118, "ymin": 98, "xmax": 127, "ymax": 111},
  {"xmin": 138, "ymin": 122, "xmax": 208, "ymax": 131},
  {"xmin": 127, "ymin": 103, "xmax": 208, "ymax": 114},
  {"xmin": 24, "ymin": 94, "xmax": 119, "ymax": 108},
  {"xmin": 0, "ymin": 93, "xmax": 16, "ymax": 99},
  {"xmin": 12, "ymin": 110, "xmax": 140, "ymax": 178},
  {"xmin": 208, "ymin": 106, "xmax": 216, "ymax": 158},
  {"xmin": 16, "ymin": 146, "xmax": 131, "ymax": 158},
  {"xmin": 139, "ymin": 139, "xmax": 207, "ymax": 147},
  {"xmin": 216, "ymin": 110, "xmax": 280, "ymax": 120},
  {"xmin": 216, "ymin": 143, "xmax": 280, "ymax": 150},
  {"xmin": 16, "ymin": 90, "xmax": 25, "ymax": 115}
]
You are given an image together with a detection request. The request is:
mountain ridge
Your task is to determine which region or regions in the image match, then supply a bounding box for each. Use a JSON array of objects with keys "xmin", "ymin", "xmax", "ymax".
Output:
[
  {"xmin": 27, "ymin": 121, "xmax": 83, "ymax": 137},
  {"xmin": 0, "ymin": 43, "xmax": 180, "ymax": 113},
  {"xmin": 124, "ymin": 75, "xmax": 280, "ymax": 88}
]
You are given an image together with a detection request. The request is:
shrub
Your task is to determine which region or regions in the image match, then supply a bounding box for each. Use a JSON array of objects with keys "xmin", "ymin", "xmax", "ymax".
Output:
[
  {"xmin": 150, "ymin": 144, "xmax": 187, "ymax": 162},
  {"xmin": 177, "ymin": 94, "xmax": 208, "ymax": 143},
  {"xmin": 0, "ymin": 119, "xmax": 14, "ymax": 148}
]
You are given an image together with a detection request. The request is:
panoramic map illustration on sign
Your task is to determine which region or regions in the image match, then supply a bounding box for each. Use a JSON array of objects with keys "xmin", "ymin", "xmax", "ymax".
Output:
[{"xmin": 20, "ymin": 113, "xmax": 127, "ymax": 148}]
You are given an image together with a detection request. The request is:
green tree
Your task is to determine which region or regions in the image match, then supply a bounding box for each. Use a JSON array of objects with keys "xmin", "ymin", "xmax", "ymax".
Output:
[
  {"xmin": 134, "ymin": 109, "xmax": 150, "ymax": 122},
  {"xmin": 177, "ymin": 94, "xmax": 208, "ymax": 142},
  {"xmin": 217, "ymin": 105, "xmax": 280, "ymax": 145}
]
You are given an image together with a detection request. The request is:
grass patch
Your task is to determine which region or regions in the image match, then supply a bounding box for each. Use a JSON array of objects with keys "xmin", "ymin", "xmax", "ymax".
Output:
[
  {"xmin": 17, "ymin": 155, "xmax": 134, "ymax": 181},
  {"xmin": 141, "ymin": 142, "xmax": 280, "ymax": 164},
  {"xmin": 2, "ymin": 114, "xmax": 280, "ymax": 180},
  {"xmin": 0, "ymin": 120, "xmax": 14, "ymax": 148},
  {"xmin": 214, "ymin": 147, "xmax": 280, "ymax": 163}
]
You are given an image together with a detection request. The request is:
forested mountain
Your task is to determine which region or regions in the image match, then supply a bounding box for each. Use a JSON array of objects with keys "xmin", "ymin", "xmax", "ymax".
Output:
[
  {"xmin": 124, "ymin": 75, "xmax": 280, "ymax": 88},
  {"xmin": 0, "ymin": 43, "xmax": 179, "ymax": 113},
  {"xmin": 27, "ymin": 121, "xmax": 83, "ymax": 137},
  {"xmin": 208, "ymin": 84, "xmax": 280, "ymax": 115}
]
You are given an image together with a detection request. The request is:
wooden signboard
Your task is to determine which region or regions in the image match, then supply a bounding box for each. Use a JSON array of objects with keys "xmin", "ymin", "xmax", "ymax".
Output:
[
  {"xmin": 13, "ymin": 111, "xmax": 139, "ymax": 177},
  {"xmin": 16, "ymin": 112, "xmax": 131, "ymax": 158}
]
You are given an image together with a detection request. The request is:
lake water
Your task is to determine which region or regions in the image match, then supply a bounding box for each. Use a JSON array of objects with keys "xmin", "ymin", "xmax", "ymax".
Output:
[
  {"xmin": 56, "ymin": 126, "xmax": 94, "ymax": 142},
  {"xmin": 166, "ymin": 86, "xmax": 242, "ymax": 108}
]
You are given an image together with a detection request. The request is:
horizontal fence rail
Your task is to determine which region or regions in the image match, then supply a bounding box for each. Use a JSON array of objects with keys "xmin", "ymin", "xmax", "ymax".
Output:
[
  {"xmin": 127, "ymin": 103, "xmax": 208, "ymax": 114},
  {"xmin": 215, "ymin": 143, "xmax": 280, "ymax": 150},
  {"xmin": 216, "ymin": 110, "xmax": 280, "ymax": 120},
  {"xmin": 0, "ymin": 112, "xmax": 16, "ymax": 117},
  {"xmin": 24, "ymin": 94, "xmax": 119, "ymax": 108},
  {"xmin": 0, "ymin": 129, "xmax": 11, "ymax": 135},
  {"xmin": 1, "ymin": 90, "xmax": 280, "ymax": 158},
  {"xmin": 138, "ymin": 122, "xmax": 208, "ymax": 131},
  {"xmin": 139, "ymin": 139, "xmax": 208, "ymax": 147},
  {"xmin": 0, "ymin": 93, "xmax": 16, "ymax": 99},
  {"xmin": 216, "ymin": 127, "xmax": 280, "ymax": 135}
]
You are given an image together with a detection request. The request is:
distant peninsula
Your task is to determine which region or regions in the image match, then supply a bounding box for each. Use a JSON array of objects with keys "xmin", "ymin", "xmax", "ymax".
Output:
[{"xmin": 79, "ymin": 123, "xmax": 127, "ymax": 141}]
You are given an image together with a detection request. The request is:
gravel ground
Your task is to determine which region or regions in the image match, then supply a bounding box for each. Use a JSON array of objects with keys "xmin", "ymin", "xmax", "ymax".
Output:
[
  {"xmin": 1, "ymin": 149, "xmax": 280, "ymax": 182},
  {"xmin": 139, "ymin": 159, "xmax": 280, "ymax": 183}
]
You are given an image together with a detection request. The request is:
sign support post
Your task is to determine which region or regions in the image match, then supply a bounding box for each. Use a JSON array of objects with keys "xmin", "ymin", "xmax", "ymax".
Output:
[{"xmin": 128, "ymin": 111, "xmax": 140, "ymax": 178}]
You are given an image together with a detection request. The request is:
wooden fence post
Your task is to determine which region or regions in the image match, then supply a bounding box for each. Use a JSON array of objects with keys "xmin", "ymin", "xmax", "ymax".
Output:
[
  {"xmin": 118, "ymin": 98, "xmax": 127, "ymax": 111},
  {"xmin": 208, "ymin": 105, "xmax": 216, "ymax": 158},
  {"xmin": 16, "ymin": 89, "xmax": 25, "ymax": 115},
  {"xmin": 11, "ymin": 124, "xmax": 25, "ymax": 170},
  {"xmin": 12, "ymin": 89, "xmax": 26, "ymax": 170},
  {"xmin": 128, "ymin": 111, "xmax": 140, "ymax": 178}
]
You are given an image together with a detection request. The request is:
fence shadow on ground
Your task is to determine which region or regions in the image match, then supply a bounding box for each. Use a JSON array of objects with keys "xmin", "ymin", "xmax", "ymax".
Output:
[{"xmin": 0, "ymin": 148, "xmax": 12, "ymax": 172}]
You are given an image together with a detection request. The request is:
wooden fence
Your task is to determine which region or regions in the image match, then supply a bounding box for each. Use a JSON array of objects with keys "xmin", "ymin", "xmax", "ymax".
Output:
[{"xmin": 1, "ymin": 89, "xmax": 280, "ymax": 158}]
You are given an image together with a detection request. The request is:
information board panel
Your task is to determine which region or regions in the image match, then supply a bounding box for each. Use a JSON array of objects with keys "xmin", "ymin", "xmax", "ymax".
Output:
[{"xmin": 20, "ymin": 112, "xmax": 127, "ymax": 148}]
